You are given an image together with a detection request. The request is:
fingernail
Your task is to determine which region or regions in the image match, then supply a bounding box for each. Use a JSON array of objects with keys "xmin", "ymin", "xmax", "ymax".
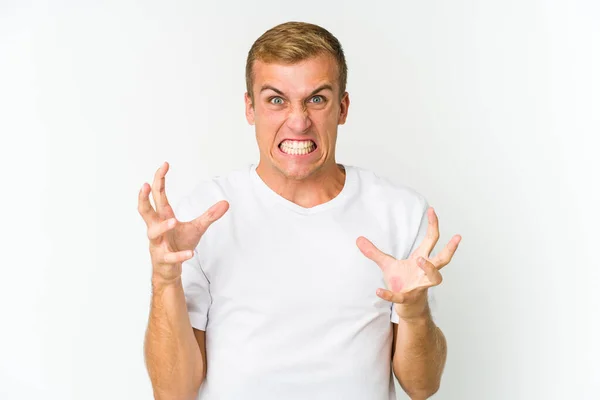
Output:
[
  {"xmin": 168, "ymin": 218, "xmax": 176, "ymax": 227},
  {"xmin": 418, "ymin": 257, "xmax": 425, "ymax": 265}
]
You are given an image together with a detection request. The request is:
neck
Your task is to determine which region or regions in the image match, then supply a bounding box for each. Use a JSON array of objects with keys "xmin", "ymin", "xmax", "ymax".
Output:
[{"xmin": 255, "ymin": 162, "xmax": 346, "ymax": 208}]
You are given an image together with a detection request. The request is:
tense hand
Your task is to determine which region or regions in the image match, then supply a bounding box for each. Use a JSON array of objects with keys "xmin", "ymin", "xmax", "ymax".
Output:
[
  {"xmin": 138, "ymin": 162, "xmax": 229, "ymax": 286},
  {"xmin": 356, "ymin": 207, "xmax": 461, "ymax": 319}
]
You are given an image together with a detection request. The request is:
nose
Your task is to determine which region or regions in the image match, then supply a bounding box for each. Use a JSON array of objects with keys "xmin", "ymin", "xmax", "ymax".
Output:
[{"xmin": 285, "ymin": 105, "xmax": 312, "ymax": 133}]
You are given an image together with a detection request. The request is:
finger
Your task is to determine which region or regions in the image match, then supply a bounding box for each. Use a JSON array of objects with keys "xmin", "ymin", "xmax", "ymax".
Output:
[
  {"xmin": 356, "ymin": 236, "xmax": 396, "ymax": 270},
  {"xmin": 377, "ymin": 288, "xmax": 402, "ymax": 303},
  {"xmin": 138, "ymin": 183, "xmax": 158, "ymax": 226},
  {"xmin": 416, "ymin": 257, "xmax": 443, "ymax": 285},
  {"xmin": 413, "ymin": 207, "xmax": 440, "ymax": 258},
  {"xmin": 147, "ymin": 218, "xmax": 177, "ymax": 242},
  {"xmin": 151, "ymin": 162, "xmax": 172, "ymax": 217},
  {"xmin": 190, "ymin": 200, "xmax": 230, "ymax": 235},
  {"xmin": 162, "ymin": 249, "xmax": 194, "ymax": 264},
  {"xmin": 431, "ymin": 234, "xmax": 462, "ymax": 269},
  {"xmin": 376, "ymin": 288, "xmax": 407, "ymax": 304},
  {"xmin": 377, "ymin": 287, "xmax": 428, "ymax": 304}
]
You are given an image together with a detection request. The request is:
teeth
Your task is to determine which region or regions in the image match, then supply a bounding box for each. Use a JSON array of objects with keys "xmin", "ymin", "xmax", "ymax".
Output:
[
  {"xmin": 280, "ymin": 140, "xmax": 316, "ymax": 155},
  {"xmin": 280, "ymin": 140, "xmax": 315, "ymax": 149},
  {"xmin": 281, "ymin": 146, "xmax": 314, "ymax": 155}
]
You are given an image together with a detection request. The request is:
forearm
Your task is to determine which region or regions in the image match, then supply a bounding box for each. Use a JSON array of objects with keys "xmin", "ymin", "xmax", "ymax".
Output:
[
  {"xmin": 392, "ymin": 306, "xmax": 447, "ymax": 399},
  {"xmin": 144, "ymin": 277, "xmax": 204, "ymax": 400}
]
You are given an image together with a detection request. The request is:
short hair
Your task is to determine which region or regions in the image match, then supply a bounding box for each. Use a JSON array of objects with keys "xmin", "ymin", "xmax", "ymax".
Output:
[{"xmin": 245, "ymin": 21, "xmax": 348, "ymax": 102}]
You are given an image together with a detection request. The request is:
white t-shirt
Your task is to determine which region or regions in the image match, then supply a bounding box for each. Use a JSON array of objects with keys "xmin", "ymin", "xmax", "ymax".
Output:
[{"xmin": 176, "ymin": 163, "xmax": 431, "ymax": 400}]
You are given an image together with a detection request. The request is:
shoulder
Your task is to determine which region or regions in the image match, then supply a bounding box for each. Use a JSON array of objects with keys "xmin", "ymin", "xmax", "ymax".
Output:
[
  {"xmin": 174, "ymin": 164, "xmax": 252, "ymax": 222},
  {"xmin": 349, "ymin": 165, "xmax": 428, "ymax": 215}
]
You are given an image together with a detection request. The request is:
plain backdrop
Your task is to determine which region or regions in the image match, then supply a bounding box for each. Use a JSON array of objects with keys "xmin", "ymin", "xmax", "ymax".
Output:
[{"xmin": 1, "ymin": 0, "xmax": 598, "ymax": 399}]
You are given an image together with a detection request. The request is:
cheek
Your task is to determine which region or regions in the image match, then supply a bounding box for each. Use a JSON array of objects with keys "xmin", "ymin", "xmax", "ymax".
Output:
[
  {"xmin": 256, "ymin": 108, "xmax": 285, "ymax": 128},
  {"xmin": 313, "ymin": 111, "xmax": 339, "ymax": 140},
  {"xmin": 316, "ymin": 106, "xmax": 339, "ymax": 124},
  {"xmin": 255, "ymin": 110, "xmax": 285, "ymax": 145}
]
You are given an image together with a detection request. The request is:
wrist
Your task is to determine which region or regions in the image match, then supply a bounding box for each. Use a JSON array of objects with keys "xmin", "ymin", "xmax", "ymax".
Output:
[
  {"xmin": 397, "ymin": 309, "xmax": 431, "ymax": 326},
  {"xmin": 151, "ymin": 275, "xmax": 183, "ymax": 293},
  {"xmin": 394, "ymin": 297, "xmax": 430, "ymax": 321}
]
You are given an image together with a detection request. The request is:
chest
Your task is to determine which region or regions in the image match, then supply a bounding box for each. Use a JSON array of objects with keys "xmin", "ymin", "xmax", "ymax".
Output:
[{"xmin": 200, "ymin": 208, "xmax": 396, "ymax": 313}]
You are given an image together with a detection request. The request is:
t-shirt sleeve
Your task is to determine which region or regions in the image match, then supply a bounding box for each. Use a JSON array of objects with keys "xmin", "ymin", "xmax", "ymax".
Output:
[
  {"xmin": 175, "ymin": 190, "xmax": 214, "ymax": 332},
  {"xmin": 181, "ymin": 252, "xmax": 211, "ymax": 331},
  {"xmin": 391, "ymin": 197, "xmax": 437, "ymax": 323},
  {"xmin": 406, "ymin": 197, "xmax": 431, "ymax": 258}
]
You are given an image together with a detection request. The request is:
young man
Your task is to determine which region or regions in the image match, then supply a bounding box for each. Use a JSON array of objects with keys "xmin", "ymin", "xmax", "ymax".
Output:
[{"xmin": 139, "ymin": 21, "xmax": 461, "ymax": 400}]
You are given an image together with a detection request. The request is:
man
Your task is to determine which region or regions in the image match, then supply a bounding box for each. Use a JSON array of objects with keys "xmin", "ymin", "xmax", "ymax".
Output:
[{"xmin": 139, "ymin": 21, "xmax": 461, "ymax": 400}]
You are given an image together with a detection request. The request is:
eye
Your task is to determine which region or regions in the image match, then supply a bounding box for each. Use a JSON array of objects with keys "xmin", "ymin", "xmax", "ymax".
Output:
[
  {"xmin": 269, "ymin": 97, "xmax": 284, "ymax": 105},
  {"xmin": 309, "ymin": 95, "xmax": 325, "ymax": 104}
]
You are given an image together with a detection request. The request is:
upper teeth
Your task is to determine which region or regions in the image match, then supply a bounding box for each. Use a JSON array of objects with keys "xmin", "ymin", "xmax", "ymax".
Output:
[{"xmin": 280, "ymin": 140, "xmax": 315, "ymax": 149}]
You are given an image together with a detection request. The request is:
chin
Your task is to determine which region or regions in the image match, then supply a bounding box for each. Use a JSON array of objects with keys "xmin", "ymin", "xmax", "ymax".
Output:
[{"xmin": 275, "ymin": 162, "xmax": 321, "ymax": 181}]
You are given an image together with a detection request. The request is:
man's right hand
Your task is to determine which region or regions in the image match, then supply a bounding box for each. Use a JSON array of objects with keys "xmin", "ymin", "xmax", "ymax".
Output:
[{"xmin": 138, "ymin": 162, "xmax": 229, "ymax": 287}]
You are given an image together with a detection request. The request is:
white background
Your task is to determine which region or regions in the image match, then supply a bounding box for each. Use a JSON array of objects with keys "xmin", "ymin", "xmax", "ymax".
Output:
[{"xmin": 1, "ymin": 0, "xmax": 599, "ymax": 399}]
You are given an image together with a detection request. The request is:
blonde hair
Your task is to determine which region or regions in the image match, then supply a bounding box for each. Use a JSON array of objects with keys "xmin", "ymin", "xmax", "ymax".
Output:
[{"xmin": 245, "ymin": 21, "xmax": 348, "ymax": 102}]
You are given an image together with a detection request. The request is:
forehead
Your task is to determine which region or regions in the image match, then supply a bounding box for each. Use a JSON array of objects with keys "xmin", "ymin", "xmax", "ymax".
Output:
[{"xmin": 252, "ymin": 54, "xmax": 339, "ymax": 94}]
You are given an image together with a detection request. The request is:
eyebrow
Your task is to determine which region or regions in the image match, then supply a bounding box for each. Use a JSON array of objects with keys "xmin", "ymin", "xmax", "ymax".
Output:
[{"xmin": 259, "ymin": 84, "xmax": 334, "ymax": 98}]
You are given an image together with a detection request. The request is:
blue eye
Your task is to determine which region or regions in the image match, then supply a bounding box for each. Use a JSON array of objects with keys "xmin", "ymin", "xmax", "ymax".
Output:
[
  {"xmin": 310, "ymin": 95, "xmax": 324, "ymax": 103},
  {"xmin": 270, "ymin": 97, "xmax": 284, "ymax": 105}
]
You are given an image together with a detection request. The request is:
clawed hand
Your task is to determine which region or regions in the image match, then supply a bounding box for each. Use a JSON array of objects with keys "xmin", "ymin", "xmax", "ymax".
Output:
[
  {"xmin": 138, "ymin": 162, "xmax": 229, "ymax": 285},
  {"xmin": 356, "ymin": 207, "xmax": 461, "ymax": 319}
]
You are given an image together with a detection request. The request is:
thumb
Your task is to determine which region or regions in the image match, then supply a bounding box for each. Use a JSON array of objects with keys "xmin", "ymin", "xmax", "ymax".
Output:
[
  {"xmin": 190, "ymin": 200, "xmax": 230, "ymax": 236},
  {"xmin": 356, "ymin": 236, "xmax": 395, "ymax": 270}
]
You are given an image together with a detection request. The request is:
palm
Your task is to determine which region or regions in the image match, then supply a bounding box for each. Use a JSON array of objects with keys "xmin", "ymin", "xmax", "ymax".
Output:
[
  {"xmin": 138, "ymin": 162, "xmax": 229, "ymax": 283},
  {"xmin": 356, "ymin": 207, "xmax": 461, "ymax": 307},
  {"xmin": 167, "ymin": 221, "xmax": 205, "ymax": 253},
  {"xmin": 143, "ymin": 164, "xmax": 227, "ymax": 255},
  {"xmin": 382, "ymin": 257, "xmax": 434, "ymax": 293}
]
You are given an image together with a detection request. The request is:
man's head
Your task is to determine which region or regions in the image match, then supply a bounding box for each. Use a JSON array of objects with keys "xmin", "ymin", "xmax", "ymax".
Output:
[{"xmin": 245, "ymin": 22, "xmax": 350, "ymax": 181}]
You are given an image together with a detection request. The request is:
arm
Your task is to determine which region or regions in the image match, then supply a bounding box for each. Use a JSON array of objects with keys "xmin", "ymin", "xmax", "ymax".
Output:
[
  {"xmin": 357, "ymin": 206, "xmax": 461, "ymax": 399},
  {"xmin": 144, "ymin": 278, "xmax": 206, "ymax": 400},
  {"xmin": 138, "ymin": 162, "xmax": 228, "ymax": 400},
  {"xmin": 391, "ymin": 304, "xmax": 447, "ymax": 399}
]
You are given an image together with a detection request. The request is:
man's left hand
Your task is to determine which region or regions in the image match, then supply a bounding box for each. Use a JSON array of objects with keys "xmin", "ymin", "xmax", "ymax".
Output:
[{"xmin": 356, "ymin": 207, "xmax": 461, "ymax": 320}]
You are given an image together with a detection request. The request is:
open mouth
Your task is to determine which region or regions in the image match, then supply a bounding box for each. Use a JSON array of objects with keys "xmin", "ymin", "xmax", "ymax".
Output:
[{"xmin": 278, "ymin": 139, "xmax": 317, "ymax": 156}]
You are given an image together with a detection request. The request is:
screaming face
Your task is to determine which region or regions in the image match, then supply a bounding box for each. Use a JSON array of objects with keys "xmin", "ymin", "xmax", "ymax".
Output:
[{"xmin": 245, "ymin": 53, "xmax": 350, "ymax": 181}]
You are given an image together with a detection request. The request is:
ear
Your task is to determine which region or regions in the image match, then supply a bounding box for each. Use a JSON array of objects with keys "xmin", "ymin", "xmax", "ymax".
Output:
[
  {"xmin": 338, "ymin": 91, "xmax": 350, "ymax": 125},
  {"xmin": 244, "ymin": 92, "xmax": 255, "ymax": 125}
]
